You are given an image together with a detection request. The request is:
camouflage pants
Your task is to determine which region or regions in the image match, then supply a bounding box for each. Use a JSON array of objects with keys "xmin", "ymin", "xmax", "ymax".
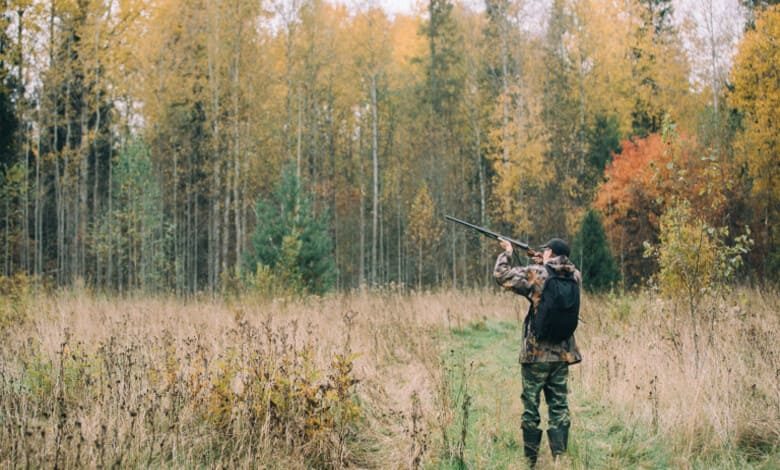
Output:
[{"xmin": 520, "ymin": 361, "xmax": 570, "ymax": 431}]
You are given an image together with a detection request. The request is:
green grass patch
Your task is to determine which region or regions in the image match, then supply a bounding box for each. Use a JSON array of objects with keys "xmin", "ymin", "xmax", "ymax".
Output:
[
  {"xmin": 438, "ymin": 319, "xmax": 677, "ymax": 469},
  {"xmin": 438, "ymin": 319, "xmax": 525, "ymax": 469},
  {"xmin": 566, "ymin": 400, "xmax": 672, "ymax": 469}
]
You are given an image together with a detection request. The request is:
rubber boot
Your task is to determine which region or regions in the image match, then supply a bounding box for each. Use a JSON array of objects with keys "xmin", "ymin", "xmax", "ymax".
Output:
[
  {"xmin": 522, "ymin": 427, "xmax": 543, "ymax": 468},
  {"xmin": 547, "ymin": 424, "xmax": 569, "ymax": 459}
]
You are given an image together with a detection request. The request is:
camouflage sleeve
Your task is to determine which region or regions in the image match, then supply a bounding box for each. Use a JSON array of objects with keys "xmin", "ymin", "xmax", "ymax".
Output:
[{"xmin": 493, "ymin": 250, "xmax": 533, "ymax": 296}]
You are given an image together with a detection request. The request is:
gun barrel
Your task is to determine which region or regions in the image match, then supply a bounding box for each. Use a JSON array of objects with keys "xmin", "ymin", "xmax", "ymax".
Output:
[{"xmin": 444, "ymin": 215, "xmax": 530, "ymax": 251}]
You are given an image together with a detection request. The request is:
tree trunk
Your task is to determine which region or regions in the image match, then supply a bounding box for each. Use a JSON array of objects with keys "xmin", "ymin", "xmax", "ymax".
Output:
[
  {"xmin": 371, "ymin": 74, "xmax": 379, "ymax": 286},
  {"xmin": 358, "ymin": 126, "xmax": 366, "ymax": 287},
  {"xmin": 397, "ymin": 190, "xmax": 402, "ymax": 284},
  {"xmin": 3, "ymin": 194, "xmax": 9, "ymax": 276},
  {"xmin": 334, "ymin": 187, "xmax": 340, "ymax": 290},
  {"xmin": 222, "ymin": 162, "xmax": 230, "ymax": 290},
  {"xmin": 451, "ymin": 226, "xmax": 456, "ymax": 289},
  {"xmin": 208, "ymin": 17, "xmax": 222, "ymax": 294},
  {"xmin": 92, "ymin": 99, "xmax": 102, "ymax": 285},
  {"xmin": 55, "ymin": 137, "xmax": 63, "ymax": 284},
  {"xmin": 284, "ymin": 12, "xmax": 296, "ymax": 168},
  {"xmin": 108, "ymin": 96, "xmax": 120, "ymax": 290},
  {"xmin": 49, "ymin": 0, "xmax": 63, "ymax": 285},
  {"xmin": 501, "ymin": 14, "xmax": 509, "ymax": 167},
  {"xmin": 379, "ymin": 198, "xmax": 385, "ymax": 284},
  {"xmin": 193, "ymin": 161, "xmax": 199, "ymax": 292},
  {"xmin": 35, "ymin": 106, "xmax": 42, "ymax": 278},
  {"xmin": 209, "ymin": 173, "xmax": 217, "ymax": 293},
  {"xmin": 296, "ymin": 91, "xmax": 303, "ymax": 185},
  {"xmin": 233, "ymin": 3, "xmax": 243, "ymax": 278},
  {"xmin": 173, "ymin": 146, "xmax": 181, "ymax": 294},
  {"xmin": 233, "ymin": 141, "xmax": 241, "ymax": 278},
  {"xmin": 476, "ymin": 123, "xmax": 488, "ymax": 281},
  {"xmin": 63, "ymin": 72, "xmax": 72, "ymax": 285},
  {"xmin": 241, "ymin": 162, "xmax": 247, "ymax": 270},
  {"xmin": 79, "ymin": 109, "xmax": 88, "ymax": 281},
  {"xmin": 705, "ymin": 0, "xmax": 719, "ymax": 113},
  {"xmin": 417, "ymin": 244, "xmax": 422, "ymax": 290},
  {"xmin": 18, "ymin": 9, "xmax": 28, "ymax": 273},
  {"xmin": 193, "ymin": 180, "xmax": 199, "ymax": 293},
  {"xmin": 23, "ymin": 127, "xmax": 29, "ymax": 273}
]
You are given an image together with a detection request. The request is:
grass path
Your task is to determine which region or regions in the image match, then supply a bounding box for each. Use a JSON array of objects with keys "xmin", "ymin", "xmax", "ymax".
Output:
[{"xmin": 439, "ymin": 319, "xmax": 673, "ymax": 470}]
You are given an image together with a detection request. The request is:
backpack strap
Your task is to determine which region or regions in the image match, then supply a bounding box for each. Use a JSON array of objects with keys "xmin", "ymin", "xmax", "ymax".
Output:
[{"xmin": 544, "ymin": 263, "xmax": 555, "ymax": 279}]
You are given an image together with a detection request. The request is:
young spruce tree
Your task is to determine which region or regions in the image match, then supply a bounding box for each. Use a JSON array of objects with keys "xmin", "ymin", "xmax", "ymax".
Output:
[
  {"xmin": 573, "ymin": 209, "xmax": 620, "ymax": 292},
  {"xmin": 245, "ymin": 167, "xmax": 335, "ymax": 295}
]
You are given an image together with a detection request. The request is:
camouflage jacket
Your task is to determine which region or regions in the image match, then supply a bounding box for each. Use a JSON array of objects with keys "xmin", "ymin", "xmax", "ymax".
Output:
[{"xmin": 494, "ymin": 251, "xmax": 582, "ymax": 365}]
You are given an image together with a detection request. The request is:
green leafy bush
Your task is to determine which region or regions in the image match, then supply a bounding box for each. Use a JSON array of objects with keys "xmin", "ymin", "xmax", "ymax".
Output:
[{"xmin": 646, "ymin": 200, "xmax": 751, "ymax": 298}]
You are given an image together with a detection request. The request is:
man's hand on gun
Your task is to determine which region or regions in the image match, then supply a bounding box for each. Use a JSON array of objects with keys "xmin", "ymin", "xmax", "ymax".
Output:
[
  {"xmin": 498, "ymin": 237, "xmax": 543, "ymax": 265},
  {"xmin": 498, "ymin": 237, "xmax": 514, "ymax": 254}
]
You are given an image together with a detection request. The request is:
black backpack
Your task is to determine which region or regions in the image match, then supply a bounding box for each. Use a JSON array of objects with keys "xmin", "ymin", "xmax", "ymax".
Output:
[{"xmin": 532, "ymin": 265, "xmax": 580, "ymax": 342}]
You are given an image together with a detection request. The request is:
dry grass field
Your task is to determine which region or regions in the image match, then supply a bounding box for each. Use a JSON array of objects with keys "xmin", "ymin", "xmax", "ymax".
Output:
[
  {"xmin": 1, "ymin": 283, "xmax": 778, "ymax": 468},
  {"xmin": 574, "ymin": 290, "xmax": 780, "ymax": 468}
]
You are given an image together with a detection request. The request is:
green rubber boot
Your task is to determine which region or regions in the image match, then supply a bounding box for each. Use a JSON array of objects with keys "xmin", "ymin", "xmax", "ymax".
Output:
[
  {"xmin": 547, "ymin": 424, "xmax": 569, "ymax": 458},
  {"xmin": 522, "ymin": 427, "xmax": 543, "ymax": 468}
]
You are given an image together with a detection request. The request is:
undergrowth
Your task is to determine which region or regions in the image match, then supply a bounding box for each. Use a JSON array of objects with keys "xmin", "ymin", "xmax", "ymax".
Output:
[{"xmin": 1, "ymin": 287, "xmax": 777, "ymax": 468}]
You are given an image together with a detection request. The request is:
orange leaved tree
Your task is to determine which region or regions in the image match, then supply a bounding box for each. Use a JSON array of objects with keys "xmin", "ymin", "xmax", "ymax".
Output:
[
  {"xmin": 594, "ymin": 129, "xmax": 730, "ymax": 287},
  {"xmin": 595, "ymin": 134, "xmax": 670, "ymax": 286}
]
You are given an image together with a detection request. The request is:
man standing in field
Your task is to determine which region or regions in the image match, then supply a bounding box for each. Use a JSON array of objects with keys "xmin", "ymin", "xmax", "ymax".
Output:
[{"xmin": 494, "ymin": 238, "xmax": 582, "ymax": 468}]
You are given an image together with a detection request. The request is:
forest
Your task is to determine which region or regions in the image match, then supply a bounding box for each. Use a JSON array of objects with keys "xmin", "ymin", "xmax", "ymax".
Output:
[
  {"xmin": 1, "ymin": 0, "xmax": 777, "ymax": 295},
  {"xmin": 2, "ymin": 2, "xmax": 780, "ymax": 468}
]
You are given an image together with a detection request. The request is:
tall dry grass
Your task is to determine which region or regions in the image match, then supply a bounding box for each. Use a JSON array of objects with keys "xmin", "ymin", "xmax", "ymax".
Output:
[
  {"xmin": 1, "ymin": 284, "xmax": 777, "ymax": 468},
  {"xmin": 0, "ymin": 287, "xmax": 516, "ymax": 468},
  {"xmin": 575, "ymin": 288, "xmax": 780, "ymax": 465}
]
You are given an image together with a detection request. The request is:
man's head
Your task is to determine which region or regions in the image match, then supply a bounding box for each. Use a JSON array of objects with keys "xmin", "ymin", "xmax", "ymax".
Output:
[{"xmin": 540, "ymin": 238, "xmax": 570, "ymax": 260}]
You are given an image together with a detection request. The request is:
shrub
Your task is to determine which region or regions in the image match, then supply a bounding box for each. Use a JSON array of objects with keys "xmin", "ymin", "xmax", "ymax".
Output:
[
  {"xmin": 0, "ymin": 273, "xmax": 32, "ymax": 328},
  {"xmin": 648, "ymin": 200, "xmax": 751, "ymax": 299},
  {"xmin": 645, "ymin": 199, "xmax": 752, "ymax": 364}
]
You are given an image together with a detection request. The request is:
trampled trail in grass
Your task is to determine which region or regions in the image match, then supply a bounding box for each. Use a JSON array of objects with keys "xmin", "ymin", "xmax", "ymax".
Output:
[{"xmin": 441, "ymin": 320, "xmax": 674, "ymax": 470}]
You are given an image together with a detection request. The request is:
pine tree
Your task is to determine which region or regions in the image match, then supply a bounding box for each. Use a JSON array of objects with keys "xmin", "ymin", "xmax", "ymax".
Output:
[
  {"xmin": 630, "ymin": 0, "xmax": 689, "ymax": 138},
  {"xmin": 245, "ymin": 166, "xmax": 335, "ymax": 295},
  {"xmin": 539, "ymin": 0, "xmax": 581, "ymax": 237},
  {"xmin": 421, "ymin": 0, "xmax": 463, "ymax": 119},
  {"xmin": 0, "ymin": 9, "xmax": 21, "ymax": 276},
  {"xmin": 573, "ymin": 209, "xmax": 620, "ymax": 292},
  {"xmin": 586, "ymin": 114, "xmax": 622, "ymax": 183},
  {"xmin": 0, "ymin": 8, "xmax": 17, "ymax": 168}
]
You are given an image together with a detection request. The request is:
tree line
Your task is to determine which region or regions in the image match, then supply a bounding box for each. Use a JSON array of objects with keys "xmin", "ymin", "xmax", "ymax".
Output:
[{"xmin": 0, "ymin": 0, "xmax": 778, "ymax": 294}]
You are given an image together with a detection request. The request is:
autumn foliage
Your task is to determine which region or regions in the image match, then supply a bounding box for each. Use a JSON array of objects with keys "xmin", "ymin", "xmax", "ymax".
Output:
[
  {"xmin": 0, "ymin": 0, "xmax": 776, "ymax": 292},
  {"xmin": 594, "ymin": 129, "xmax": 736, "ymax": 286},
  {"xmin": 730, "ymin": 5, "xmax": 780, "ymax": 275},
  {"xmin": 595, "ymin": 134, "xmax": 666, "ymax": 285}
]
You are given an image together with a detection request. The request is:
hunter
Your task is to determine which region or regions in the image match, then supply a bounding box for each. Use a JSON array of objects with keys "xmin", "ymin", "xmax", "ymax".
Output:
[{"xmin": 494, "ymin": 237, "xmax": 582, "ymax": 468}]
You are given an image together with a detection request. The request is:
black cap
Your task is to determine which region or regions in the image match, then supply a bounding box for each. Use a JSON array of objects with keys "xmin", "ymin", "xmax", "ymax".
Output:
[{"xmin": 540, "ymin": 238, "xmax": 570, "ymax": 257}]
